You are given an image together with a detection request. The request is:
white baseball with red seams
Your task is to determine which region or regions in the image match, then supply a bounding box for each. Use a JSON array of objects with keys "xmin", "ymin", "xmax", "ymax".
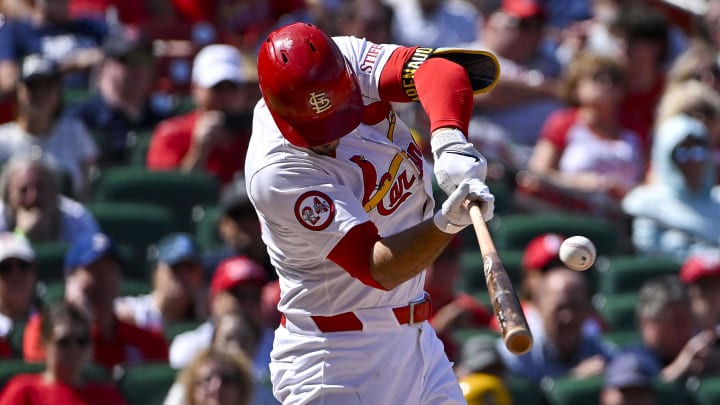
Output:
[{"xmin": 559, "ymin": 235, "xmax": 597, "ymax": 271}]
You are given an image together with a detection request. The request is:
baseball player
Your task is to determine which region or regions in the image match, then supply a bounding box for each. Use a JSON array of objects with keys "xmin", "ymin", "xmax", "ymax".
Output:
[{"xmin": 245, "ymin": 22, "xmax": 499, "ymax": 404}]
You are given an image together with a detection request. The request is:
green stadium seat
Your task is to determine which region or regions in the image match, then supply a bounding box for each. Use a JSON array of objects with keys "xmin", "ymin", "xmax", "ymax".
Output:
[
  {"xmin": 458, "ymin": 249, "xmax": 523, "ymax": 294},
  {"xmin": 7, "ymin": 320, "xmax": 26, "ymax": 358},
  {"xmin": 0, "ymin": 359, "xmax": 45, "ymax": 389},
  {"xmin": 596, "ymin": 254, "xmax": 681, "ymax": 296},
  {"xmin": 116, "ymin": 362, "xmax": 177, "ymax": 405},
  {"xmin": 688, "ymin": 376, "xmax": 720, "ymax": 405},
  {"xmin": 506, "ymin": 376, "xmax": 543, "ymax": 405},
  {"xmin": 594, "ymin": 293, "xmax": 638, "ymax": 332},
  {"xmin": 488, "ymin": 212, "xmax": 621, "ymax": 256},
  {"xmin": 192, "ymin": 205, "xmax": 223, "ymax": 252},
  {"xmin": 164, "ymin": 320, "xmax": 203, "ymax": 343},
  {"xmin": 601, "ymin": 330, "xmax": 641, "ymax": 349},
  {"xmin": 31, "ymin": 241, "xmax": 69, "ymax": 282},
  {"xmin": 126, "ymin": 130, "xmax": 154, "ymax": 166},
  {"xmin": 88, "ymin": 202, "xmax": 174, "ymax": 273},
  {"xmin": 542, "ymin": 375, "xmax": 603, "ymax": 405},
  {"xmin": 92, "ymin": 167, "xmax": 221, "ymax": 232}
]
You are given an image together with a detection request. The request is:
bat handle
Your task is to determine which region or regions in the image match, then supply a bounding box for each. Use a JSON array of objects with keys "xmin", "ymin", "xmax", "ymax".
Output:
[{"xmin": 468, "ymin": 202, "xmax": 533, "ymax": 355}]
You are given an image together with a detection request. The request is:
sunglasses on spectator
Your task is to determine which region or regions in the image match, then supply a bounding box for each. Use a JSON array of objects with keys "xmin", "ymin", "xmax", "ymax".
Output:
[
  {"xmin": 196, "ymin": 370, "xmax": 241, "ymax": 386},
  {"xmin": 673, "ymin": 144, "xmax": 709, "ymax": 163},
  {"xmin": 118, "ymin": 52, "xmax": 154, "ymax": 67},
  {"xmin": 589, "ymin": 70, "xmax": 624, "ymax": 85},
  {"xmin": 54, "ymin": 334, "xmax": 91, "ymax": 348},
  {"xmin": 0, "ymin": 259, "xmax": 32, "ymax": 274}
]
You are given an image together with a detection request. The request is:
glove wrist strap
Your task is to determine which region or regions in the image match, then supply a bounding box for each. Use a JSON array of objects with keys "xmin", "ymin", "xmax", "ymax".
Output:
[
  {"xmin": 433, "ymin": 211, "xmax": 466, "ymax": 234},
  {"xmin": 430, "ymin": 128, "xmax": 467, "ymax": 156}
]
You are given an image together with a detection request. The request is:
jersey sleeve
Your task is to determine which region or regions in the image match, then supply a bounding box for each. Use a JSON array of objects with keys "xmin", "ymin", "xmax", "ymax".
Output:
[
  {"xmin": 248, "ymin": 160, "xmax": 372, "ymax": 264},
  {"xmin": 332, "ymin": 36, "xmax": 400, "ymax": 102}
]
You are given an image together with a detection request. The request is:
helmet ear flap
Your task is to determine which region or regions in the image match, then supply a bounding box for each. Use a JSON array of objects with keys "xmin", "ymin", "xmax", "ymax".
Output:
[{"xmin": 258, "ymin": 23, "xmax": 364, "ymax": 147}]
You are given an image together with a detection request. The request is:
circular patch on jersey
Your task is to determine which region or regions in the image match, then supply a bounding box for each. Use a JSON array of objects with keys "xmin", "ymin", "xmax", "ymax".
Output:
[{"xmin": 294, "ymin": 191, "xmax": 335, "ymax": 231}]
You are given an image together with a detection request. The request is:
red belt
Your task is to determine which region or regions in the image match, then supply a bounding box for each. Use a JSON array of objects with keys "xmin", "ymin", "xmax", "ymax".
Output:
[{"xmin": 280, "ymin": 297, "xmax": 432, "ymax": 333}]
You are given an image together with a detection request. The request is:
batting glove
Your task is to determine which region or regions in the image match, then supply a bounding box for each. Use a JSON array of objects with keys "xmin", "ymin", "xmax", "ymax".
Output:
[
  {"xmin": 431, "ymin": 128, "xmax": 488, "ymax": 196},
  {"xmin": 433, "ymin": 178, "xmax": 495, "ymax": 234}
]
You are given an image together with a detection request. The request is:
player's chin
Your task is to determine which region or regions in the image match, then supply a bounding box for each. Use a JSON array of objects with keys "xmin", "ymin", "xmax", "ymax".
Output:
[{"xmin": 309, "ymin": 140, "xmax": 340, "ymax": 156}]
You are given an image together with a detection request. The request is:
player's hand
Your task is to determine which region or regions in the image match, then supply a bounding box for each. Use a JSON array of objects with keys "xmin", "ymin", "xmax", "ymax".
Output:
[
  {"xmin": 433, "ymin": 178, "xmax": 495, "ymax": 234},
  {"xmin": 431, "ymin": 128, "xmax": 488, "ymax": 195}
]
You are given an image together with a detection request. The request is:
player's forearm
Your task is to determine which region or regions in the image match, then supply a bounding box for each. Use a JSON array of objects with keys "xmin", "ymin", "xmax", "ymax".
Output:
[{"xmin": 369, "ymin": 220, "xmax": 453, "ymax": 290}]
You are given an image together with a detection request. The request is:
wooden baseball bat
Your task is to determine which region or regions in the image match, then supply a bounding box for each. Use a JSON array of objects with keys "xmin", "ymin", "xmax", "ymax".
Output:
[{"xmin": 468, "ymin": 202, "xmax": 533, "ymax": 355}]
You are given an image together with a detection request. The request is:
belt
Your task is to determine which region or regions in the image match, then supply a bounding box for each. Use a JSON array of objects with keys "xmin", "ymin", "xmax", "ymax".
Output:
[{"xmin": 280, "ymin": 296, "xmax": 432, "ymax": 333}]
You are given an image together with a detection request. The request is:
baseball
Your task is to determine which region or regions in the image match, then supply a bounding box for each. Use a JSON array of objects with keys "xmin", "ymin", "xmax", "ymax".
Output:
[{"xmin": 559, "ymin": 236, "xmax": 596, "ymax": 271}]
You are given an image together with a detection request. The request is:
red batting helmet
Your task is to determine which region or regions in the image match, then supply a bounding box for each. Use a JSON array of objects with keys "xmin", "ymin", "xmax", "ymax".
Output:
[{"xmin": 258, "ymin": 22, "xmax": 364, "ymax": 147}]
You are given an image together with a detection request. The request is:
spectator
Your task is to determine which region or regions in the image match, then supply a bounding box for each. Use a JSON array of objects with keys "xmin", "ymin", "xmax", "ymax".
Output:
[
  {"xmin": 655, "ymin": 80, "xmax": 720, "ymax": 145},
  {"xmin": 457, "ymin": 373, "xmax": 511, "ymax": 405},
  {"xmin": 521, "ymin": 51, "xmax": 643, "ymax": 218},
  {"xmin": 176, "ymin": 347, "xmax": 254, "ymax": 405},
  {"xmin": 22, "ymin": 232, "xmax": 168, "ymax": 369},
  {"xmin": 169, "ymin": 255, "xmax": 272, "ymax": 383},
  {"xmin": 204, "ymin": 177, "xmax": 272, "ymax": 279},
  {"xmin": 497, "ymin": 267, "xmax": 614, "ymax": 382},
  {"xmin": 0, "ymin": 55, "xmax": 99, "ymax": 198},
  {"xmin": 610, "ymin": 5, "xmax": 671, "ymax": 157},
  {"xmin": 0, "ymin": 302, "xmax": 125, "ymax": 405},
  {"xmin": 632, "ymin": 275, "xmax": 720, "ymax": 382},
  {"xmin": 424, "ymin": 238, "xmax": 492, "ymax": 362},
  {"xmin": 622, "ymin": 115, "xmax": 720, "ymax": 261},
  {"xmin": 335, "ymin": 0, "xmax": 394, "ymax": 44},
  {"xmin": 464, "ymin": 0, "xmax": 562, "ymax": 172},
  {"xmin": 115, "ymin": 233, "xmax": 207, "ymax": 332},
  {"xmin": 0, "ymin": 0, "xmax": 109, "ymax": 96},
  {"xmin": 679, "ymin": 250, "xmax": 720, "ymax": 331},
  {"xmin": 665, "ymin": 41, "xmax": 720, "ymax": 95},
  {"xmin": 0, "ymin": 232, "xmax": 37, "ymax": 357},
  {"xmin": 146, "ymin": 44, "xmax": 257, "ymax": 185},
  {"xmin": 71, "ymin": 27, "xmax": 169, "ymax": 163},
  {"xmin": 164, "ymin": 311, "xmax": 277, "ymax": 405},
  {"xmin": 388, "ymin": 0, "xmax": 478, "ymax": 48},
  {"xmin": 0, "ymin": 156, "xmax": 99, "ymax": 244},
  {"xmin": 455, "ymin": 333, "xmax": 505, "ymax": 379},
  {"xmin": 599, "ymin": 352, "xmax": 657, "ymax": 405}
]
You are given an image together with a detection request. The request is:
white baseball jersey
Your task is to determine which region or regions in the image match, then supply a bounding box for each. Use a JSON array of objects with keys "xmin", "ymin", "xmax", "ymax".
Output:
[{"xmin": 245, "ymin": 36, "xmax": 436, "ymax": 318}]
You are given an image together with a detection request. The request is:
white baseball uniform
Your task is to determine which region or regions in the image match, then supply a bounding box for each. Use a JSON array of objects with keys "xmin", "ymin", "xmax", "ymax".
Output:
[{"xmin": 245, "ymin": 36, "xmax": 465, "ymax": 404}]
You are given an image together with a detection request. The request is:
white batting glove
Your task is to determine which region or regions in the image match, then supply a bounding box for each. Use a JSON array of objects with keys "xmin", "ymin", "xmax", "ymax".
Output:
[
  {"xmin": 433, "ymin": 178, "xmax": 495, "ymax": 234},
  {"xmin": 431, "ymin": 128, "xmax": 488, "ymax": 195}
]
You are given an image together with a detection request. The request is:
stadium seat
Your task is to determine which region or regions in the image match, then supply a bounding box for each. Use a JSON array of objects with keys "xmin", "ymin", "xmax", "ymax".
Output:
[
  {"xmin": 595, "ymin": 254, "xmax": 681, "ymax": 296},
  {"xmin": 601, "ymin": 330, "xmax": 641, "ymax": 350},
  {"xmin": 542, "ymin": 376, "xmax": 685, "ymax": 405},
  {"xmin": 458, "ymin": 249, "xmax": 523, "ymax": 294},
  {"xmin": 506, "ymin": 376, "xmax": 543, "ymax": 405},
  {"xmin": 487, "ymin": 212, "xmax": 621, "ymax": 256},
  {"xmin": 31, "ymin": 241, "xmax": 69, "ymax": 282},
  {"xmin": 688, "ymin": 376, "xmax": 720, "ymax": 405},
  {"xmin": 594, "ymin": 293, "xmax": 638, "ymax": 332},
  {"xmin": 91, "ymin": 167, "xmax": 221, "ymax": 233},
  {"xmin": 192, "ymin": 205, "xmax": 224, "ymax": 252},
  {"xmin": 0, "ymin": 359, "xmax": 44, "ymax": 389},
  {"xmin": 116, "ymin": 362, "xmax": 177, "ymax": 405},
  {"xmin": 126, "ymin": 129, "xmax": 154, "ymax": 166},
  {"xmin": 88, "ymin": 202, "xmax": 175, "ymax": 273},
  {"xmin": 164, "ymin": 321, "xmax": 203, "ymax": 344}
]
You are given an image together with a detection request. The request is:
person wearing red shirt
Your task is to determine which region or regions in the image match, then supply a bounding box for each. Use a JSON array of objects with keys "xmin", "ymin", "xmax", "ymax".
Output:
[
  {"xmin": 22, "ymin": 232, "xmax": 168, "ymax": 369},
  {"xmin": 1, "ymin": 302, "xmax": 125, "ymax": 405},
  {"xmin": 146, "ymin": 44, "xmax": 257, "ymax": 185}
]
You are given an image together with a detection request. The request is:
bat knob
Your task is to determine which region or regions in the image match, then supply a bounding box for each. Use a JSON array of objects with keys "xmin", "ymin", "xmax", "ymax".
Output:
[{"xmin": 505, "ymin": 328, "xmax": 533, "ymax": 355}]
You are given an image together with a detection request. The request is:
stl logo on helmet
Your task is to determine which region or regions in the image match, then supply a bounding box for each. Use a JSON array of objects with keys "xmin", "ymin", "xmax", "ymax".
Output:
[
  {"xmin": 308, "ymin": 92, "xmax": 332, "ymax": 114},
  {"xmin": 294, "ymin": 191, "xmax": 335, "ymax": 230}
]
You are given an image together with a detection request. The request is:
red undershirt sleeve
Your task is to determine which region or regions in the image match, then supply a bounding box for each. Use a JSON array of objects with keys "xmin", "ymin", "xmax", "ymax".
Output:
[
  {"xmin": 327, "ymin": 221, "xmax": 386, "ymax": 290},
  {"xmin": 378, "ymin": 47, "xmax": 473, "ymax": 134}
]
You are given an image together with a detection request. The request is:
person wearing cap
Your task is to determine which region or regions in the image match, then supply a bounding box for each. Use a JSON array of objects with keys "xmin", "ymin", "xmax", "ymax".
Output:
[
  {"xmin": 0, "ymin": 156, "xmax": 100, "ymax": 244},
  {"xmin": 623, "ymin": 114, "xmax": 720, "ymax": 262},
  {"xmin": 0, "ymin": 53, "xmax": 99, "ymax": 198},
  {"xmin": 146, "ymin": 43, "xmax": 258, "ymax": 184},
  {"xmin": 498, "ymin": 267, "xmax": 615, "ymax": 382},
  {"xmin": 488, "ymin": 233, "xmax": 607, "ymax": 336},
  {"xmin": 22, "ymin": 232, "xmax": 168, "ymax": 370},
  {"xmin": 169, "ymin": 255, "xmax": 273, "ymax": 384},
  {"xmin": 631, "ymin": 275, "xmax": 720, "ymax": 382},
  {"xmin": 203, "ymin": 176, "xmax": 272, "ymax": 279},
  {"xmin": 71, "ymin": 27, "xmax": 169, "ymax": 163},
  {"xmin": 600, "ymin": 352, "xmax": 658, "ymax": 405},
  {"xmin": 465, "ymin": 0, "xmax": 563, "ymax": 169},
  {"xmin": 455, "ymin": 334, "xmax": 505, "ymax": 379},
  {"xmin": 115, "ymin": 233, "xmax": 207, "ymax": 332},
  {"xmin": 680, "ymin": 249, "xmax": 720, "ymax": 330},
  {"xmin": 0, "ymin": 232, "xmax": 37, "ymax": 357},
  {"xmin": 458, "ymin": 373, "xmax": 511, "ymax": 405}
]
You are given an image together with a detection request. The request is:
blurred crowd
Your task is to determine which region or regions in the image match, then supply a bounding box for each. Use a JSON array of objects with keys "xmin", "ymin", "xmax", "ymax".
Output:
[{"xmin": 0, "ymin": 0, "xmax": 719, "ymax": 404}]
